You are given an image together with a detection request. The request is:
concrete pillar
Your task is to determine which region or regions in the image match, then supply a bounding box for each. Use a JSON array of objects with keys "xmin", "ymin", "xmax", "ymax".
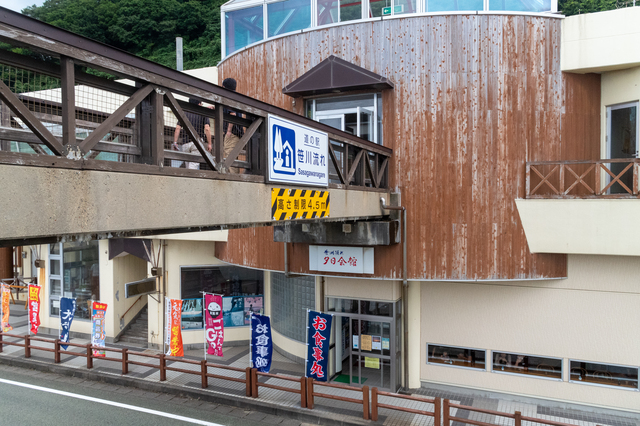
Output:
[{"xmin": 407, "ymin": 280, "xmax": 422, "ymax": 389}]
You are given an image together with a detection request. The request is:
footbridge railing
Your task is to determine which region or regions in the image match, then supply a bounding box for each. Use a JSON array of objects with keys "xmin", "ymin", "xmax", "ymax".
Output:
[{"xmin": 0, "ymin": 7, "xmax": 390, "ymax": 190}]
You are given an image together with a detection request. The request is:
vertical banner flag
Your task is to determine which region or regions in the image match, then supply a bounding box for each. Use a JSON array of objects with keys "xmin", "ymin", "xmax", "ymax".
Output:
[
  {"xmin": 59, "ymin": 297, "xmax": 76, "ymax": 350},
  {"xmin": 204, "ymin": 294, "xmax": 224, "ymax": 356},
  {"xmin": 305, "ymin": 310, "xmax": 332, "ymax": 381},
  {"xmin": 1, "ymin": 285, "xmax": 12, "ymax": 332},
  {"xmin": 250, "ymin": 313, "xmax": 272, "ymax": 373},
  {"xmin": 165, "ymin": 298, "xmax": 184, "ymax": 357},
  {"xmin": 91, "ymin": 302, "xmax": 107, "ymax": 357},
  {"xmin": 28, "ymin": 284, "xmax": 41, "ymax": 334}
]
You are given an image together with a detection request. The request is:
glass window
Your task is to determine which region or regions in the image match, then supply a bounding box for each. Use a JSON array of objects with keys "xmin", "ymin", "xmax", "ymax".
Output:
[
  {"xmin": 425, "ymin": 0, "xmax": 483, "ymax": 11},
  {"xmin": 428, "ymin": 344, "xmax": 486, "ymax": 370},
  {"xmin": 489, "ymin": 0, "xmax": 551, "ymax": 11},
  {"xmin": 180, "ymin": 266, "xmax": 264, "ymax": 328},
  {"xmin": 327, "ymin": 297, "xmax": 359, "ymax": 313},
  {"xmin": 493, "ymin": 351, "xmax": 562, "ymax": 380},
  {"xmin": 270, "ymin": 272, "xmax": 315, "ymax": 342},
  {"xmin": 570, "ymin": 360, "xmax": 639, "ymax": 390},
  {"xmin": 307, "ymin": 94, "xmax": 383, "ymax": 145},
  {"xmin": 225, "ymin": 5, "xmax": 264, "ymax": 56},
  {"xmin": 268, "ymin": 0, "xmax": 311, "ymax": 38},
  {"xmin": 607, "ymin": 102, "xmax": 638, "ymax": 194},
  {"xmin": 49, "ymin": 241, "xmax": 100, "ymax": 321},
  {"xmin": 317, "ymin": 0, "xmax": 361, "ymax": 25}
]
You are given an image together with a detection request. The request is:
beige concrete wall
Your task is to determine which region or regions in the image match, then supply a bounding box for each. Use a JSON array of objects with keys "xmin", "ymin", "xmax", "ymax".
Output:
[
  {"xmin": 516, "ymin": 198, "xmax": 640, "ymax": 256},
  {"xmin": 419, "ymin": 254, "xmax": 640, "ymax": 411},
  {"xmin": 562, "ymin": 8, "xmax": 640, "ymax": 73},
  {"xmin": 146, "ymin": 239, "xmax": 252, "ymax": 349},
  {"xmin": 600, "ymin": 66, "xmax": 640, "ymax": 157},
  {"xmin": 325, "ymin": 277, "xmax": 401, "ymax": 301}
]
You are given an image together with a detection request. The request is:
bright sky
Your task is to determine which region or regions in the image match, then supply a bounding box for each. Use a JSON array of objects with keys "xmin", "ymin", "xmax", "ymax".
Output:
[{"xmin": 2, "ymin": 0, "xmax": 46, "ymax": 13}]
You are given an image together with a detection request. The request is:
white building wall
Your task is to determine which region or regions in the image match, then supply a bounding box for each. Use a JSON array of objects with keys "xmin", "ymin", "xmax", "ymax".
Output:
[{"xmin": 419, "ymin": 254, "xmax": 640, "ymax": 411}]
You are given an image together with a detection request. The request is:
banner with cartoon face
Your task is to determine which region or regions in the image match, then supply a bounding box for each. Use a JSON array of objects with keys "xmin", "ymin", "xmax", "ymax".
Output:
[{"xmin": 204, "ymin": 294, "xmax": 224, "ymax": 356}]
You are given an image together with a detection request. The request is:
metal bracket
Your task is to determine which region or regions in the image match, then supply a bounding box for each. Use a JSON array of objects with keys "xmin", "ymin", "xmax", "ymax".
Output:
[{"xmin": 148, "ymin": 292, "xmax": 160, "ymax": 303}]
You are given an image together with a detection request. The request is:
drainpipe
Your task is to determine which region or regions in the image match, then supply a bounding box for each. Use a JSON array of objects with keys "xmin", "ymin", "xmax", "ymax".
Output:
[{"xmin": 380, "ymin": 197, "xmax": 408, "ymax": 390}]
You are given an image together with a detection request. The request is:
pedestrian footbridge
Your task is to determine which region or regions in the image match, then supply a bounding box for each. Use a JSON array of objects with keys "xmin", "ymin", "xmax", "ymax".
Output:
[{"xmin": 0, "ymin": 8, "xmax": 391, "ymax": 246}]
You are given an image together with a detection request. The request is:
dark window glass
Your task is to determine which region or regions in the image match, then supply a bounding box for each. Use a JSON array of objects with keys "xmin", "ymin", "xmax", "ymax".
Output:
[
  {"xmin": 570, "ymin": 361, "xmax": 639, "ymax": 390},
  {"xmin": 428, "ymin": 344, "xmax": 486, "ymax": 370},
  {"xmin": 180, "ymin": 266, "xmax": 264, "ymax": 329},
  {"xmin": 327, "ymin": 297, "xmax": 359, "ymax": 314},
  {"xmin": 493, "ymin": 352, "xmax": 562, "ymax": 380}
]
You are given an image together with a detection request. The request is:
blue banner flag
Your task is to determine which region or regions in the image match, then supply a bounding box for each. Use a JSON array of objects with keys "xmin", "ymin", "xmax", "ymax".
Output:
[
  {"xmin": 305, "ymin": 310, "xmax": 332, "ymax": 381},
  {"xmin": 59, "ymin": 297, "xmax": 76, "ymax": 350},
  {"xmin": 250, "ymin": 313, "xmax": 272, "ymax": 373}
]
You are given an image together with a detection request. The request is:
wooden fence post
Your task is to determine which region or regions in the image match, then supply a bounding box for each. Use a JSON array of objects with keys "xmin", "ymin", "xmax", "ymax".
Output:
[
  {"xmin": 443, "ymin": 399, "xmax": 450, "ymax": 426},
  {"xmin": 24, "ymin": 335, "xmax": 31, "ymax": 358},
  {"xmin": 300, "ymin": 376, "xmax": 307, "ymax": 408},
  {"xmin": 54, "ymin": 339, "xmax": 60, "ymax": 363},
  {"xmin": 515, "ymin": 411, "xmax": 522, "ymax": 426},
  {"xmin": 159, "ymin": 353, "xmax": 166, "ymax": 381},
  {"xmin": 122, "ymin": 348, "xmax": 128, "ymax": 375},
  {"xmin": 434, "ymin": 397, "xmax": 442, "ymax": 426},
  {"xmin": 245, "ymin": 367, "xmax": 252, "ymax": 397},
  {"xmin": 86, "ymin": 343, "xmax": 93, "ymax": 369},
  {"xmin": 200, "ymin": 360, "xmax": 207, "ymax": 389},
  {"xmin": 251, "ymin": 368, "xmax": 258, "ymax": 398},
  {"xmin": 362, "ymin": 385, "xmax": 370, "ymax": 420},
  {"xmin": 0, "ymin": 332, "xmax": 3, "ymax": 353},
  {"xmin": 371, "ymin": 387, "xmax": 378, "ymax": 421},
  {"xmin": 306, "ymin": 377, "xmax": 314, "ymax": 409}
]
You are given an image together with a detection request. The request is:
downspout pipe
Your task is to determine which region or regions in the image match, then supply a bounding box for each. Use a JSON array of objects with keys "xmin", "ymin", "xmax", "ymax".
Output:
[{"xmin": 380, "ymin": 197, "xmax": 408, "ymax": 390}]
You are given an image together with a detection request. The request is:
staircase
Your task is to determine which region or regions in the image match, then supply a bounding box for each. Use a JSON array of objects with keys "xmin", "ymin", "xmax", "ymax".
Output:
[{"xmin": 117, "ymin": 305, "xmax": 148, "ymax": 347}]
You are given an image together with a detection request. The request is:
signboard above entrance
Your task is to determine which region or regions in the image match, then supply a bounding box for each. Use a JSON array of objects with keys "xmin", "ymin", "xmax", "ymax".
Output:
[
  {"xmin": 268, "ymin": 115, "xmax": 329, "ymax": 187},
  {"xmin": 309, "ymin": 245, "xmax": 374, "ymax": 274}
]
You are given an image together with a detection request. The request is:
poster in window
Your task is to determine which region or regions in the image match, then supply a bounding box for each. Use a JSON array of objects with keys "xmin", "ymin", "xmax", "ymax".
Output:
[
  {"xmin": 364, "ymin": 357, "xmax": 380, "ymax": 369},
  {"xmin": 372, "ymin": 336, "xmax": 382, "ymax": 351},
  {"xmin": 382, "ymin": 337, "xmax": 390, "ymax": 350},
  {"xmin": 223, "ymin": 296, "xmax": 245, "ymax": 327},
  {"xmin": 181, "ymin": 298, "xmax": 203, "ymax": 330},
  {"xmin": 361, "ymin": 334, "xmax": 372, "ymax": 351},
  {"xmin": 352, "ymin": 335, "xmax": 359, "ymax": 349},
  {"xmin": 244, "ymin": 296, "xmax": 263, "ymax": 325}
]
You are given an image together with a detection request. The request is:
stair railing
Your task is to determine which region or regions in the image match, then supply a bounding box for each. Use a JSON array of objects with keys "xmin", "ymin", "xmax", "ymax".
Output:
[{"xmin": 120, "ymin": 296, "xmax": 144, "ymax": 322}]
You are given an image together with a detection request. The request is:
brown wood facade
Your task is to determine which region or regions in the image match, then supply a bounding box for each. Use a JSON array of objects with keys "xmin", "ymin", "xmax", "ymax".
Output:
[{"xmin": 217, "ymin": 14, "xmax": 601, "ymax": 280}]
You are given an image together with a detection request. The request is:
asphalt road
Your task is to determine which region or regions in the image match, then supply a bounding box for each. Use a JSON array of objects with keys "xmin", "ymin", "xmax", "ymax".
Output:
[{"xmin": 0, "ymin": 364, "xmax": 302, "ymax": 426}]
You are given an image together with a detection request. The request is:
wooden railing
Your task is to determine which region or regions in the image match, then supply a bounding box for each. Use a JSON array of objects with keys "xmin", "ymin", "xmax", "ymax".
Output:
[
  {"xmin": 526, "ymin": 159, "xmax": 640, "ymax": 198},
  {"xmin": 0, "ymin": 331, "xmax": 592, "ymax": 426},
  {"xmin": 0, "ymin": 10, "xmax": 391, "ymax": 191}
]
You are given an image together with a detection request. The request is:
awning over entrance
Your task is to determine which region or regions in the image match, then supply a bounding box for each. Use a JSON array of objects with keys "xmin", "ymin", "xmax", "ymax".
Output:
[{"xmin": 282, "ymin": 55, "xmax": 394, "ymax": 97}]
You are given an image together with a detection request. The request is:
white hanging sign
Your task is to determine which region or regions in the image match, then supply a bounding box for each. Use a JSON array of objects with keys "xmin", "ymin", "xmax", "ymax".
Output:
[{"xmin": 309, "ymin": 245, "xmax": 374, "ymax": 274}]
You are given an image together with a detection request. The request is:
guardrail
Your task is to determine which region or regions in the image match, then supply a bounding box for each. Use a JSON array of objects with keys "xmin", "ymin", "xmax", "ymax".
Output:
[{"xmin": 0, "ymin": 331, "xmax": 592, "ymax": 426}]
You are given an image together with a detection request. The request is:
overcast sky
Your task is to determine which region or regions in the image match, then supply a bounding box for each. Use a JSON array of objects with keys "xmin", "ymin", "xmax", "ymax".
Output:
[{"xmin": 3, "ymin": 0, "xmax": 46, "ymax": 13}]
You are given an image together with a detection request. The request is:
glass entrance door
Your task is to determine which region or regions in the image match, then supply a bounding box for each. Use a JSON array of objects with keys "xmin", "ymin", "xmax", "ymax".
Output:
[
  {"xmin": 607, "ymin": 102, "xmax": 639, "ymax": 193},
  {"xmin": 327, "ymin": 297, "xmax": 399, "ymax": 390}
]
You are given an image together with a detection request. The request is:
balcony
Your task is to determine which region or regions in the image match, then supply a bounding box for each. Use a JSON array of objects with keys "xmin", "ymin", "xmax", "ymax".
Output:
[{"xmin": 516, "ymin": 159, "xmax": 640, "ymax": 257}]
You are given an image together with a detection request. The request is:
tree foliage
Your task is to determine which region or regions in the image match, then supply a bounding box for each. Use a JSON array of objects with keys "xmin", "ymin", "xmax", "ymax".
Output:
[
  {"xmin": 22, "ymin": 0, "xmax": 227, "ymax": 69},
  {"xmin": 558, "ymin": 0, "xmax": 630, "ymax": 16}
]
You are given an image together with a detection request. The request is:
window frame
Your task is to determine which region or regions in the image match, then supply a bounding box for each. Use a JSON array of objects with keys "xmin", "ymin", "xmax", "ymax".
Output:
[
  {"xmin": 490, "ymin": 350, "xmax": 563, "ymax": 381},
  {"xmin": 427, "ymin": 343, "xmax": 487, "ymax": 371},
  {"xmin": 569, "ymin": 359, "xmax": 639, "ymax": 391}
]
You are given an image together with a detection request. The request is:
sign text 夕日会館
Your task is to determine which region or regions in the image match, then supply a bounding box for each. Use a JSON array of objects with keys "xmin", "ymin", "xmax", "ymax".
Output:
[{"xmin": 268, "ymin": 115, "xmax": 329, "ymax": 187}]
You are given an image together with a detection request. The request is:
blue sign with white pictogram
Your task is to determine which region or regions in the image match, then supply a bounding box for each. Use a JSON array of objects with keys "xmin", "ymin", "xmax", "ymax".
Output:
[{"xmin": 268, "ymin": 115, "xmax": 328, "ymax": 187}]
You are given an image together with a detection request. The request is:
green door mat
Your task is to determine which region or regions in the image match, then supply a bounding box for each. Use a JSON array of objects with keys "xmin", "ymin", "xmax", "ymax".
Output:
[{"xmin": 333, "ymin": 374, "xmax": 367, "ymax": 384}]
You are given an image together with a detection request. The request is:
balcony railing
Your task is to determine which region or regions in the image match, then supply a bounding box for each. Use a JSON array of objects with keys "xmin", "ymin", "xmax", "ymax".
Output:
[{"xmin": 526, "ymin": 159, "xmax": 640, "ymax": 198}]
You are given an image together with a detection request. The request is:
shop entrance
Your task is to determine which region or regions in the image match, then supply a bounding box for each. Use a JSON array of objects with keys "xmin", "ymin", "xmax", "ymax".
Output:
[{"xmin": 326, "ymin": 297, "xmax": 401, "ymax": 391}]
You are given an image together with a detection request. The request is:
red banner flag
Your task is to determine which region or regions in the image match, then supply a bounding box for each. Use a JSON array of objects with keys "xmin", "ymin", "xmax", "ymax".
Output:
[
  {"xmin": 28, "ymin": 284, "xmax": 41, "ymax": 334},
  {"xmin": 165, "ymin": 298, "xmax": 184, "ymax": 357},
  {"xmin": 1, "ymin": 285, "xmax": 12, "ymax": 333},
  {"xmin": 204, "ymin": 294, "xmax": 224, "ymax": 356}
]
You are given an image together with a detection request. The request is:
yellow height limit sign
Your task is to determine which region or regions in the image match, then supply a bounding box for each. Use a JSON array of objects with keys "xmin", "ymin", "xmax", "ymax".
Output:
[{"xmin": 271, "ymin": 188, "xmax": 330, "ymax": 221}]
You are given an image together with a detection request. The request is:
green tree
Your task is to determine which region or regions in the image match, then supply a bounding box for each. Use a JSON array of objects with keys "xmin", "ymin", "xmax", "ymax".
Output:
[{"xmin": 22, "ymin": 0, "xmax": 226, "ymax": 69}]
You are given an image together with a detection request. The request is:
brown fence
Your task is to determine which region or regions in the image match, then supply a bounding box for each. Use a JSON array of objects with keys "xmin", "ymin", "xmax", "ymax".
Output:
[
  {"xmin": 372, "ymin": 388, "xmax": 441, "ymax": 423},
  {"xmin": 0, "ymin": 332, "xmax": 593, "ymax": 426},
  {"xmin": 306, "ymin": 377, "xmax": 370, "ymax": 420}
]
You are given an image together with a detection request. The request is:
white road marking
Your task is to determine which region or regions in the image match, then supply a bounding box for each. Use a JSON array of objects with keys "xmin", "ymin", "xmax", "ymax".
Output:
[{"xmin": 0, "ymin": 378, "xmax": 225, "ymax": 426}]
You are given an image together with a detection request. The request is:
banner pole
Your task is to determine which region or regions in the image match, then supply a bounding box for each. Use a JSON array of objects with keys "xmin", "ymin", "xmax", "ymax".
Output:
[
  {"xmin": 249, "ymin": 312, "xmax": 253, "ymax": 368},
  {"xmin": 27, "ymin": 284, "xmax": 31, "ymax": 337},
  {"xmin": 202, "ymin": 291, "xmax": 206, "ymax": 361}
]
